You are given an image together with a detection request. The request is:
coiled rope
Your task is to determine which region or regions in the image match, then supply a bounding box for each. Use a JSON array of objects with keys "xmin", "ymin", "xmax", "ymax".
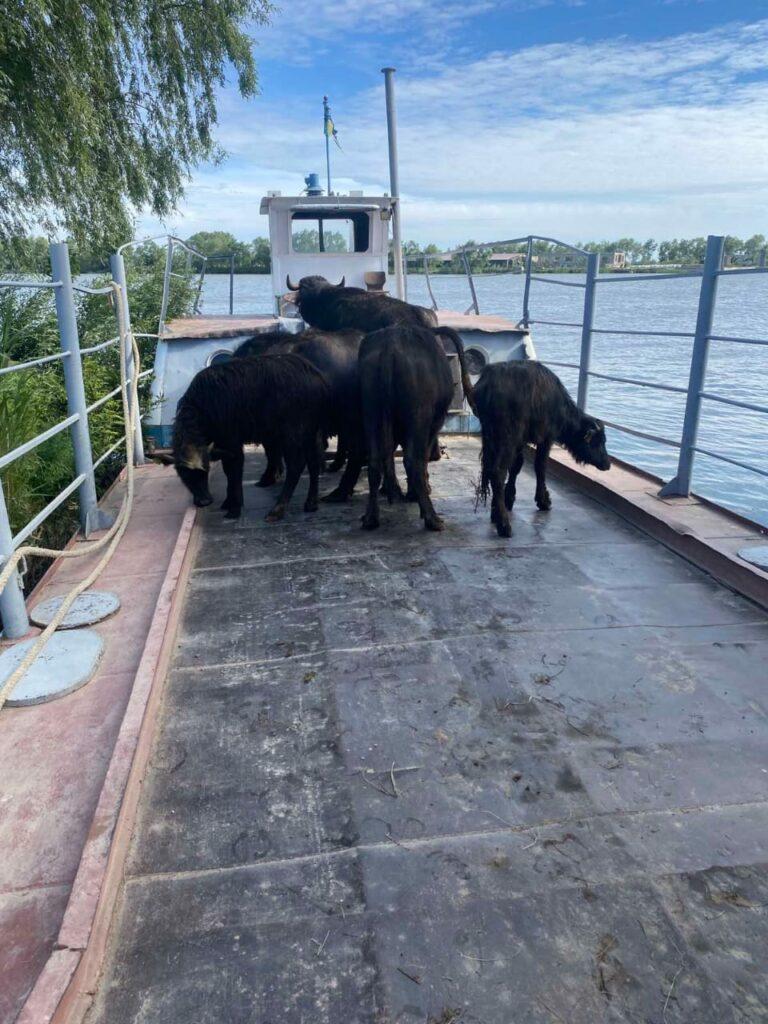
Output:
[{"xmin": 0, "ymin": 282, "xmax": 141, "ymax": 710}]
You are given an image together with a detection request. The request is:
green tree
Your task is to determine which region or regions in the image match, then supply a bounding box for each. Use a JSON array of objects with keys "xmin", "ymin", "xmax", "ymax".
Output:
[
  {"xmin": 250, "ymin": 237, "xmax": 271, "ymax": 272},
  {"xmin": 0, "ymin": 0, "xmax": 272, "ymax": 248},
  {"xmin": 292, "ymin": 229, "xmax": 347, "ymax": 253}
]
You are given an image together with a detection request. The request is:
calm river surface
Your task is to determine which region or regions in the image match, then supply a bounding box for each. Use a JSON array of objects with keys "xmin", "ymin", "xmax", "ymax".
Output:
[{"xmin": 199, "ymin": 272, "xmax": 768, "ymax": 526}]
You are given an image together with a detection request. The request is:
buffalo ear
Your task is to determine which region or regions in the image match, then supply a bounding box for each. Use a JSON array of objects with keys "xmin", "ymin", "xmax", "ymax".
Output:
[
  {"xmin": 583, "ymin": 418, "xmax": 602, "ymax": 443},
  {"xmin": 179, "ymin": 444, "xmax": 206, "ymax": 471},
  {"xmin": 148, "ymin": 452, "xmax": 176, "ymax": 466}
]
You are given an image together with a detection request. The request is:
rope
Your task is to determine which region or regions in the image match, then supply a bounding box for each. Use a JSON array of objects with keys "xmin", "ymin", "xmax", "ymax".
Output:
[{"xmin": 0, "ymin": 283, "xmax": 141, "ymax": 711}]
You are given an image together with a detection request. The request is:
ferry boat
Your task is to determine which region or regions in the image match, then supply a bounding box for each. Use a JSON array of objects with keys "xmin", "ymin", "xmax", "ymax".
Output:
[{"xmin": 1, "ymin": 69, "xmax": 767, "ymax": 1024}]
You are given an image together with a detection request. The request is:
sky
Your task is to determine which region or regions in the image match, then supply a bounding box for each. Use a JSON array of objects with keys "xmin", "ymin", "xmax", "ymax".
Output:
[{"xmin": 138, "ymin": 0, "xmax": 768, "ymax": 248}]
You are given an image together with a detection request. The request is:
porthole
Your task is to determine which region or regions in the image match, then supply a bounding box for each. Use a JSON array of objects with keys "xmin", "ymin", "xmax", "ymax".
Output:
[
  {"xmin": 207, "ymin": 350, "xmax": 233, "ymax": 367},
  {"xmin": 465, "ymin": 347, "xmax": 488, "ymax": 376}
]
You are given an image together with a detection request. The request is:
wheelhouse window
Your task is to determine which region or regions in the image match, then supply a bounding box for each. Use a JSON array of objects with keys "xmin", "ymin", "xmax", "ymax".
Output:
[{"xmin": 291, "ymin": 211, "xmax": 370, "ymax": 254}]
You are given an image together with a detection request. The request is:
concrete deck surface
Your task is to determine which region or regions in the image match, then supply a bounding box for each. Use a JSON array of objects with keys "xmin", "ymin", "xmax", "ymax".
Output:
[{"xmin": 88, "ymin": 439, "xmax": 768, "ymax": 1024}]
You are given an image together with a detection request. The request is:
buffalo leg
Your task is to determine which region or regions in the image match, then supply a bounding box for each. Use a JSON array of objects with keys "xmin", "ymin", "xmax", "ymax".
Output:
[
  {"xmin": 221, "ymin": 447, "xmax": 245, "ymax": 519},
  {"xmin": 266, "ymin": 448, "xmax": 304, "ymax": 522},
  {"xmin": 257, "ymin": 442, "xmax": 283, "ymax": 487},
  {"xmin": 304, "ymin": 433, "xmax": 322, "ymax": 513},
  {"xmin": 488, "ymin": 467, "xmax": 511, "ymax": 537},
  {"xmin": 361, "ymin": 437, "xmax": 383, "ymax": 530},
  {"xmin": 534, "ymin": 441, "xmax": 552, "ymax": 511},
  {"xmin": 404, "ymin": 442, "xmax": 443, "ymax": 532},
  {"xmin": 322, "ymin": 437, "xmax": 365, "ymax": 502},
  {"xmin": 504, "ymin": 448, "xmax": 525, "ymax": 510}
]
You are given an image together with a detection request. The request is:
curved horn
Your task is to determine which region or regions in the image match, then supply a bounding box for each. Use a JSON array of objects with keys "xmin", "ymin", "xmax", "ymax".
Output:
[
  {"xmin": 286, "ymin": 274, "xmax": 299, "ymax": 292},
  {"xmin": 335, "ymin": 276, "xmax": 345, "ymax": 288}
]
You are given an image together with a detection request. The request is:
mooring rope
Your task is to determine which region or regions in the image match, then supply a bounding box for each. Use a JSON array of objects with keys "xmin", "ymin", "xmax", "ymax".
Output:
[{"xmin": 0, "ymin": 283, "xmax": 141, "ymax": 710}]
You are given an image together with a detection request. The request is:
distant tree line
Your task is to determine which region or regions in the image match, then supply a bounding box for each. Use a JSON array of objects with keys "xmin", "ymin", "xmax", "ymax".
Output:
[{"xmin": 1, "ymin": 231, "xmax": 765, "ymax": 278}]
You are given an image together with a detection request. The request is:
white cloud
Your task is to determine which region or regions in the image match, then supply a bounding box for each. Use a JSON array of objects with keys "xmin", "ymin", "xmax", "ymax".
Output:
[{"xmin": 139, "ymin": 17, "xmax": 768, "ymax": 245}]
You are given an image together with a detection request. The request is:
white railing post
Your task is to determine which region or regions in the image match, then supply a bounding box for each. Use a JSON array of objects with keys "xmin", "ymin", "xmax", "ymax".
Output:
[
  {"xmin": 109, "ymin": 252, "xmax": 145, "ymax": 465},
  {"xmin": 0, "ymin": 478, "xmax": 29, "ymax": 638},
  {"xmin": 660, "ymin": 234, "xmax": 725, "ymax": 497},
  {"xmin": 158, "ymin": 237, "xmax": 174, "ymax": 338},
  {"xmin": 49, "ymin": 242, "xmax": 111, "ymax": 536},
  {"xmin": 577, "ymin": 251, "xmax": 600, "ymax": 410},
  {"xmin": 521, "ymin": 235, "xmax": 534, "ymax": 327}
]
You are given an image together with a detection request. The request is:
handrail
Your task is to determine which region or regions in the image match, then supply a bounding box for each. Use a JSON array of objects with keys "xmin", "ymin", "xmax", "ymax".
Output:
[
  {"xmin": 0, "ymin": 241, "xmax": 148, "ymax": 639},
  {"xmin": 0, "ymin": 351, "xmax": 71, "ymax": 376},
  {"xmin": 0, "ymin": 413, "xmax": 80, "ymax": 471},
  {"xmin": 524, "ymin": 232, "xmax": 766, "ymax": 507},
  {"xmin": 530, "ymin": 276, "xmax": 586, "ymax": 289}
]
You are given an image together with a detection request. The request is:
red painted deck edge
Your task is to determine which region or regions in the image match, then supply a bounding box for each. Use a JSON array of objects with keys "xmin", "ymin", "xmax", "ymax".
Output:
[{"xmin": 15, "ymin": 506, "xmax": 198, "ymax": 1024}]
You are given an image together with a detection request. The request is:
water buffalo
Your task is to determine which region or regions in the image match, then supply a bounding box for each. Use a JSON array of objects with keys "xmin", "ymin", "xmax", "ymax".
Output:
[
  {"xmin": 474, "ymin": 361, "xmax": 611, "ymax": 537},
  {"xmin": 165, "ymin": 353, "xmax": 330, "ymax": 522},
  {"xmin": 234, "ymin": 327, "xmax": 365, "ymax": 490},
  {"xmin": 287, "ymin": 274, "xmax": 437, "ymax": 332},
  {"xmin": 359, "ymin": 325, "xmax": 455, "ymax": 532}
]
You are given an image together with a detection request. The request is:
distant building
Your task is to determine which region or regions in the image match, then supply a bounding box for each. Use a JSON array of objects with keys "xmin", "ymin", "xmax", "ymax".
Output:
[
  {"xmin": 610, "ymin": 251, "xmax": 627, "ymax": 269},
  {"xmin": 488, "ymin": 252, "xmax": 534, "ymax": 269}
]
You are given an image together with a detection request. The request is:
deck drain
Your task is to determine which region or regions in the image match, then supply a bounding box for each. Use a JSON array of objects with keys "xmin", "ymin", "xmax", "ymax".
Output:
[
  {"xmin": 0, "ymin": 630, "xmax": 104, "ymax": 706},
  {"xmin": 30, "ymin": 590, "xmax": 121, "ymax": 629}
]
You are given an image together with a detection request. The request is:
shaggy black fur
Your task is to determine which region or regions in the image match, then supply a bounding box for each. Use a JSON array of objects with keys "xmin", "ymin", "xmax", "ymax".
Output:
[
  {"xmin": 172, "ymin": 352, "xmax": 330, "ymax": 521},
  {"xmin": 290, "ymin": 275, "xmax": 438, "ymax": 332},
  {"xmin": 358, "ymin": 325, "xmax": 454, "ymax": 532},
  {"xmin": 474, "ymin": 361, "xmax": 610, "ymax": 537}
]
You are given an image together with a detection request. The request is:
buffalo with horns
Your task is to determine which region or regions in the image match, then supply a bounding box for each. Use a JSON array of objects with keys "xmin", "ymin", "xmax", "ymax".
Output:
[
  {"xmin": 286, "ymin": 274, "xmax": 437, "ymax": 332},
  {"xmin": 474, "ymin": 361, "xmax": 611, "ymax": 537},
  {"xmin": 159, "ymin": 352, "xmax": 330, "ymax": 522}
]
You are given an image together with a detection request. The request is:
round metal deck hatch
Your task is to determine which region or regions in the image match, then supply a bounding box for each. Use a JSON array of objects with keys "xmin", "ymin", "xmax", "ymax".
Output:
[
  {"xmin": 30, "ymin": 590, "xmax": 121, "ymax": 629},
  {"xmin": 0, "ymin": 630, "xmax": 104, "ymax": 706},
  {"xmin": 738, "ymin": 545, "xmax": 768, "ymax": 571}
]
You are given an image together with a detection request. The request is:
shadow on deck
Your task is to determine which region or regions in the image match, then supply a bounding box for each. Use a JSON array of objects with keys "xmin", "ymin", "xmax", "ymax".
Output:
[{"xmin": 89, "ymin": 438, "xmax": 768, "ymax": 1023}]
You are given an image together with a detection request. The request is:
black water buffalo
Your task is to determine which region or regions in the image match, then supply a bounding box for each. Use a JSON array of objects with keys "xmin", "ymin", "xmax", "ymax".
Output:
[
  {"xmin": 474, "ymin": 361, "xmax": 611, "ymax": 537},
  {"xmin": 234, "ymin": 327, "xmax": 365, "ymax": 489},
  {"xmin": 287, "ymin": 274, "xmax": 438, "ymax": 332},
  {"xmin": 359, "ymin": 325, "xmax": 455, "ymax": 532},
  {"xmin": 166, "ymin": 353, "xmax": 330, "ymax": 522}
]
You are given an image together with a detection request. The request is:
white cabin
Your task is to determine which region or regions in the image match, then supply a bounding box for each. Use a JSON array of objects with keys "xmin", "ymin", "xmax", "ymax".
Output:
[{"xmin": 260, "ymin": 193, "xmax": 396, "ymax": 312}]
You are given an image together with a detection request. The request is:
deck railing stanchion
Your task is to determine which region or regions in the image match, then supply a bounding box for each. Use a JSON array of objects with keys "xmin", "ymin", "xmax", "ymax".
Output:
[
  {"xmin": 659, "ymin": 235, "xmax": 725, "ymax": 497},
  {"xmin": 424, "ymin": 255, "xmax": 438, "ymax": 310},
  {"xmin": 229, "ymin": 254, "xmax": 235, "ymax": 315},
  {"xmin": 521, "ymin": 236, "xmax": 533, "ymax": 327},
  {"xmin": 577, "ymin": 251, "xmax": 600, "ymax": 410},
  {"xmin": 461, "ymin": 250, "xmax": 480, "ymax": 315},
  {"xmin": 109, "ymin": 252, "xmax": 145, "ymax": 465},
  {"xmin": 0, "ymin": 479, "xmax": 29, "ymax": 638},
  {"xmin": 157, "ymin": 237, "xmax": 174, "ymax": 338},
  {"xmin": 49, "ymin": 242, "xmax": 109, "ymax": 536},
  {"xmin": 381, "ymin": 67, "xmax": 406, "ymax": 301}
]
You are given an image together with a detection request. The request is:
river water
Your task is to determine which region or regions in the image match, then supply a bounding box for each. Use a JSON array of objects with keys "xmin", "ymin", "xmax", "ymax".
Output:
[{"xmin": 198, "ymin": 272, "xmax": 768, "ymax": 526}]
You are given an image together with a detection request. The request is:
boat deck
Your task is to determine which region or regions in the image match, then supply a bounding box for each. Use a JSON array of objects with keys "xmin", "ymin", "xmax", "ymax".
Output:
[
  {"xmin": 162, "ymin": 310, "xmax": 527, "ymax": 339},
  {"xmin": 87, "ymin": 438, "xmax": 768, "ymax": 1024}
]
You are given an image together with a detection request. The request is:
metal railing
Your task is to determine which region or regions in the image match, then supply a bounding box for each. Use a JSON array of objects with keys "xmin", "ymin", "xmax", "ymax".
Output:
[
  {"xmin": 518, "ymin": 233, "xmax": 768, "ymax": 499},
  {"xmin": 0, "ymin": 242, "xmax": 146, "ymax": 639}
]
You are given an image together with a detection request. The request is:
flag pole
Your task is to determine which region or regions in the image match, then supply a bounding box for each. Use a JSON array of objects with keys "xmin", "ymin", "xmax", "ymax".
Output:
[{"xmin": 323, "ymin": 95, "xmax": 332, "ymax": 195}]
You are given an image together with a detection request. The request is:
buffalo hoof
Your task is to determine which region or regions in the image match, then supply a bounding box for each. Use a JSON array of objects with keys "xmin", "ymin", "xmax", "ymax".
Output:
[
  {"xmin": 256, "ymin": 472, "xmax": 281, "ymax": 488},
  {"xmin": 194, "ymin": 495, "xmax": 213, "ymax": 508},
  {"xmin": 304, "ymin": 499, "xmax": 319, "ymax": 513},
  {"xmin": 496, "ymin": 520, "xmax": 512, "ymax": 538},
  {"xmin": 536, "ymin": 492, "xmax": 552, "ymax": 511},
  {"xmin": 425, "ymin": 515, "xmax": 445, "ymax": 532},
  {"xmin": 321, "ymin": 487, "xmax": 351, "ymax": 504},
  {"xmin": 361, "ymin": 513, "xmax": 380, "ymax": 531},
  {"xmin": 223, "ymin": 508, "xmax": 241, "ymax": 520},
  {"xmin": 265, "ymin": 508, "xmax": 285, "ymax": 523}
]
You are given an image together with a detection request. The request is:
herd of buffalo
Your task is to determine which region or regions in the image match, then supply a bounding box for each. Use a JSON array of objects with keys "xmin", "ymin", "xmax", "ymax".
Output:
[{"xmin": 161, "ymin": 275, "xmax": 612, "ymax": 537}]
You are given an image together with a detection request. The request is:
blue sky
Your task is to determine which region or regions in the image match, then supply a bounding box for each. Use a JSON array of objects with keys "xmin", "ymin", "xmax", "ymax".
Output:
[{"xmin": 139, "ymin": 0, "xmax": 768, "ymax": 247}]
